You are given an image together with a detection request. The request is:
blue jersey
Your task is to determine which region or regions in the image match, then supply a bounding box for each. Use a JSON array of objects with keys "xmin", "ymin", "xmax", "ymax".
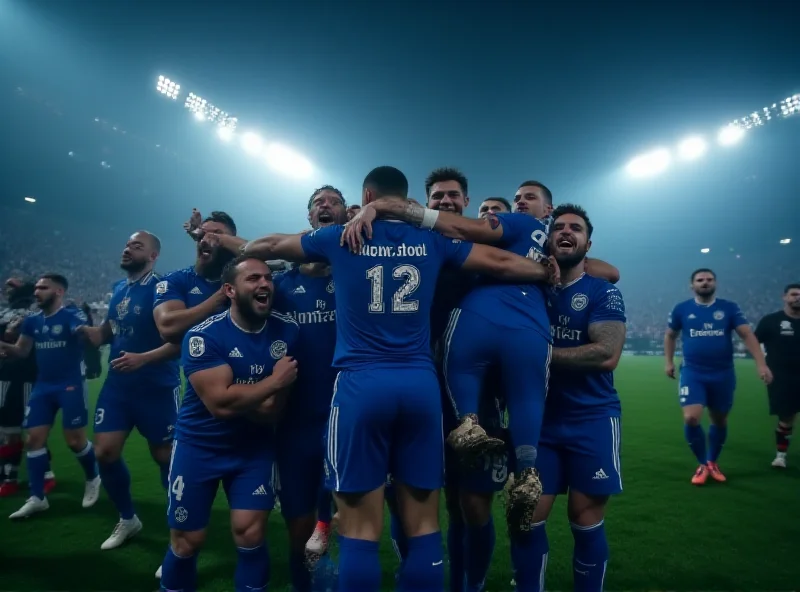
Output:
[
  {"xmin": 460, "ymin": 212, "xmax": 550, "ymax": 337},
  {"xmin": 668, "ymin": 298, "xmax": 748, "ymax": 372},
  {"xmin": 106, "ymin": 271, "xmax": 180, "ymax": 386},
  {"xmin": 154, "ymin": 266, "xmax": 221, "ymax": 310},
  {"xmin": 272, "ymin": 267, "xmax": 338, "ymax": 419},
  {"xmin": 178, "ymin": 310, "xmax": 300, "ymax": 451},
  {"xmin": 21, "ymin": 306, "xmax": 87, "ymax": 386},
  {"xmin": 300, "ymin": 220, "xmax": 473, "ymax": 370},
  {"xmin": 547, "ymin": 274, "xmax": 626, "ymax": 420}
]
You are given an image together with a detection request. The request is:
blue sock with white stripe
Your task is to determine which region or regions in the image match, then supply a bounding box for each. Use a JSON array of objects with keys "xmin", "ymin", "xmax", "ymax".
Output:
[
  {"xmin": 27, "ymin": 448, "xmax": 49, "ymax": 500},
  {"xmin": 74, "ymin": 440, "xmax": 98, "ymax": 480},
  {"xmin": 511, "ymin": 524, "xmax": 548, "ymax": 592},
  {"xmin": 234, "ymin": 544, "xmax": 269, "ymax": 592},
  {"xmin": 397, "ymin": 532, "xmax": 444, "ymax": 592},
  {"xmin": 571, "ymin": 521, "xmax": 608, "ymax": 592}
]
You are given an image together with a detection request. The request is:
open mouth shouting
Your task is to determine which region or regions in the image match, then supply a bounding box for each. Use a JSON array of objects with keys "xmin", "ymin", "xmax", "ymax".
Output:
[
  {"xmin": 317, "ymin": 210, "xmax": 335, "ymax": 225},
  {"xmin": 253, "ymin": 289, "xmax": 271, "ymax": 308}
]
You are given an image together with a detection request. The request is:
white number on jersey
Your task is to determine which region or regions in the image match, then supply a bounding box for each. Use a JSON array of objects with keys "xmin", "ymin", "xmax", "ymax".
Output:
[
  {"xmin": 526, "ymin": 229, "xmax": 548, "ymax": 262},
  {"xmin": 171, "ymin": 475, "xmax": 185, "ymax": 502},
  {"xmin": 366, "ymin": 264, "xmax": 421, "ymax": 314}
]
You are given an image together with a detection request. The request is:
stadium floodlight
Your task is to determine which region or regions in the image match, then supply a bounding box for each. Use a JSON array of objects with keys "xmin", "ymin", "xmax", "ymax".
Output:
[
  {"xmin": 700, "ymin": 248, "xmax": 710, "ymax": 253},
  {"xmin": 24, "ymin": 196, "xmax": 35, "ymax": 203},
  {"xmin": 264, "ymin": 143, "xmax": 313, "ymax": 179},
  {"xmin": 717, "ymin": 125, "xmax": 745, "ymax": 146},
  {"xmin": 625, "ymin": 148, "xmax": 671, "ymax": 178},
  {"xmin": 677, "ymin": 136, "xmax": 707, "ymax": 160},
  {"xmin": 156, "ymin": 75, "xmax": 180, "ymax": 100},
  {"xmin": 241, "ymin": 132, "xmax": 264, "ymax": 156},
  {"xmin": 217, "ymin": 127, "xmax": 234, "ymax": 142},
  {"xmin": 780, "ymin": 238, "xmax": 791, "ymax": 245},
  {"xmin": 194, "ymin": 110, "xmax": 206, "ymax": 122}
]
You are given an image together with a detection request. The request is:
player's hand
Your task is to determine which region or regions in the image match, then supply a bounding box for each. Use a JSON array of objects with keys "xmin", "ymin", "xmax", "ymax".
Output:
[
  {"xmin": 212, "ymin": 287, "xmax": 229, "ymax": 311},
  {"xmin": 757, "ymin": 362, "xmax": 773, "ymax": 385},
  {"xmin": 665, "ymin": 362, "xmax": 676, "ymax": 379},
  {"xmin": 341, "ymin": 204, "xmax": 378, "ymax": 253},
  {"xmin": 184, "ymin": 209, "xmax": 204, "ymax": 241},
  {"xmin": 110, "ymin": 351, "xmax": 147, "ymax": 373},
  {"xmin": 545, "ymin": 255, "xmax": 561, "ymax": 286},
  {"xmin": 270, "ymin": 355, "xmax": 298, "ymax": 389}
]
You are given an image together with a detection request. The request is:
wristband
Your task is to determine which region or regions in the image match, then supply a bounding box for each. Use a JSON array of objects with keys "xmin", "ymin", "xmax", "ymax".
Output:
[{"xmin": 421, "ymin": 208, "xmax": 440, "ymax": 230}]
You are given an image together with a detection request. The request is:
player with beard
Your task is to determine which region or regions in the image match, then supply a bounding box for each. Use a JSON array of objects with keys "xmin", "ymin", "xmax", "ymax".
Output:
[
  {"xmin": 160, "ymin": 256, "xmax": 299, "ymax": 592},
  {"xmin": 2, "ymin": 274, "xmax": 101, "ymax": 519},
  {"xmin": 478, "ymin": 197, "xmax": 511, "ymax": 219},
  {"xmin": 755, "ymin": 284, "xmax": 800, "ymax": 468},
  {"xmin": 153, "ymin": 211, "xmax": 237, "ymax": 344},
  {"xmin": 244, "ymin": 166, "xmax": 557, "ymax": 592},
  {"xmin": 0, "ymin": 279, "xmax": 57, "ymax": 497},
  {"xmin": 665, "ymin": 269, "xmax": 771, "ymax": 485},
  {"xmin": 76, "ymin": 232, "xmax": 182, "ymax": 550},
  {"xmin": 525, "ymin": 205, "xmax": 626, "ymax": 592}
]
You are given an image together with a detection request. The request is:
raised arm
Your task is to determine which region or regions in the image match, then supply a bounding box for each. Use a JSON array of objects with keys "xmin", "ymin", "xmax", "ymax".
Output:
[
  {"xmin": 585, "ymin": 258, "xmax": 620, "ymax": 284},
  {"xmin": 553, "ymin": 321, "xmax": 627, "ymax": 371},
  {"xmin": 460, "ymin": 243, "xmax": 557, "ymax": 284},
  {"xmin": 77, "ymin": 320, "xmax": 114, "ymax": 348},
  {"xmin": 154, "ymin": 295, "xmax": 226, "ymax": 344},
  {"xmin": 241, "ymin": 233, "xmax": 309, "ymax": 263}
]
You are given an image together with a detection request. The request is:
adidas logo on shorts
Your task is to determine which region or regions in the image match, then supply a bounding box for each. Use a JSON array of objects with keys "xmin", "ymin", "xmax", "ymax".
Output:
[
  {"xmin": 189, "ymin": 287, "xmax": 203, "ymax": 295},
  {"xmin": 229, "ymin": 347, "xmax": 243, "ymax": 358},
  {"xmin": 592, "ymin": 469, "xmax": 609, "ymax": 480},
  {"xmin": 252, "ymin": 484, "xmax": 268, "ymax": 496}
]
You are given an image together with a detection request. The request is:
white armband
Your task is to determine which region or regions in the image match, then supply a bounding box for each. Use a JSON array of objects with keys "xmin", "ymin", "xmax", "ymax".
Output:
[{"xmin": 420, "ymin": 208, "xmax": 440, "ymax": 230}]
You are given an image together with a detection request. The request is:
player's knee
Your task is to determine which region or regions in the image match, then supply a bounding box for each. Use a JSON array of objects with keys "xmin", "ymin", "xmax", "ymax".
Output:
[
  {"xmin": 566, "ymin": 492, "xmax": 608, "ymax": 527},
  {"xmin": 531, "ymin": 494, "xmax": 556, "ymax": 523},
  {"xmin": 94, "ymin": 439, "xmax": 123, "ymax": 464},
  {"xmin": 459, "ymin": 490, "xmax": 493, "ymax": 527},
  {"xmin": 25, "ymin": 429, "xmax": 47, "ymax": 451},
  {"xmin": 708, "ymin": 411, "xmax": 728, "ymax": 427},
  {"xmin": 63, "ymin": 431, "xmax": 87, "ymax": 452},
  {"xmin": 683, "ymin": 413, "xmax": 701, "ymax": 427},
  {"xmin": 148, "ymin": 441, "xmax": 172, "ymax": 466},
  {"xmin": 230, "ymin": 511, "xmax": 266, "ymax": 547},
  {"xmin": 286, "ymin": 513, "xmax": 316, "ymax": 549},
  {"xmin": 170, "ymin": 529, "xmax": 206, "ymax": 556}
]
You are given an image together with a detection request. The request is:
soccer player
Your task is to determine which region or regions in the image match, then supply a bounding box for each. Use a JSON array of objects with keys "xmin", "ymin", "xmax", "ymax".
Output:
[
  {"xmin": 0, "ymin": 279, "xmax": 58, "ymax": 497},
  {"xmin": 523, "ymin": 204, "xmax": 626, "ymax": 592},
  {"xmin": 153, "ymin": 211, "xmax": 237, "ymax": 344},
  {"xmin": 755, "ymin": 283, "xmax": 800, "ymax": 468},
  {"xmin": 160, "ymin": 256, "xmax": 299, "ymax": 592},
  {"xmin": 1, "ymin": 274, "xmax": 101, "ymax": 519},
  {"xmin": 478, "ymin": 196, "xmax": 511, "ymax": 218},
  {"xmin": 77, "ymin": 231, "xmax": 182, "ymax": 550},
  {"xmin": 664, "ymin": 268, "xmax": 772, "ymax": 484},
  {"xmin": 242, "ymin": 165, "xmax": 556, "ymax": 592},
  {"xmin": 346, "ymin": 204, "xmax": 361, "ymax": 221}
]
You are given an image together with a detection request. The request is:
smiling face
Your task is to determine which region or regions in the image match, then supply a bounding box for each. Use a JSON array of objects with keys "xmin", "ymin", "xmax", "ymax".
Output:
[
  {"xmin": 427, "ymin": 180, "xmax": 469, "ymax": 215},
  {"xmin": 224, "ymin": 258, "xmax": 274, "ymax": 322},
  {"xmin": 549, "ymin": 213, "xmax": 592, "ymax": 269}
]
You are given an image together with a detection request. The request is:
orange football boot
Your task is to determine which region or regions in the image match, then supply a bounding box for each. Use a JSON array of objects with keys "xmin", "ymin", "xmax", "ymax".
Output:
[
  {"xmin": 691, "ymin": 464, "xmax": 709, "ymax": 485},
  {"xmin": 706, "ymin": 461, "xmax": 727, "ymax": 482}
]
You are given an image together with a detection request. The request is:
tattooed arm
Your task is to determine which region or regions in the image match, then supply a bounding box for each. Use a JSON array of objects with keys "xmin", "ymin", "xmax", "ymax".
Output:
[{"xmin": 551, "ymin": 321, "xmax": 627, "ymax": 372}]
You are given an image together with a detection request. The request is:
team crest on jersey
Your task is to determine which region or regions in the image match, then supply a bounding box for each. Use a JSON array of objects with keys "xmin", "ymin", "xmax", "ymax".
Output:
[
  {"xmin": 270, "ymin": 340, "xmax": 288, "ymax": 359},
  {"xmin": 51, "ymin": 324, "xmax": 63, "ymax": 336},
  {"xmin": 713, "ymin": 310, "xmax": 725, "ymax": 321},
  {"xmin": 116, "ymin": 297, "xmax": 130, "ymax": 320},
  {"xmin": 188, "ymin": 336, "xmax": 205, "ymax": 357},
  {"xmin": 571, "ymin": 293, "xmax": 588, "ymax": 311},
  {"xmin": 326, "ymin": 280, "xmax": 335, "ymax": 294},
  {"xmin": 156, "ymin": 281, "xmax": 168, "ymax": 295}
]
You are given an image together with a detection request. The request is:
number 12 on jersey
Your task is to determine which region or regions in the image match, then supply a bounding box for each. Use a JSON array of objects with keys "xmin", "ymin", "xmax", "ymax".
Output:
[{"xmin": 366, "ymin": 264, "xmax": 421, "ymax": 313}]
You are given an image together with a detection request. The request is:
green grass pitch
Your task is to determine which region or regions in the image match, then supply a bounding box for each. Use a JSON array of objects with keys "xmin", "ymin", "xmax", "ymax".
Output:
[{"xmin": 2, "ymin": 357, "xmax": 798, "ymax": 591}]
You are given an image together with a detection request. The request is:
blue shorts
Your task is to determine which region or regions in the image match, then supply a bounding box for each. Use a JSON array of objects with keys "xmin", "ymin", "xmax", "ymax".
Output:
[
  {"xmin": 166, "ymin": 439, "xmax": 277, "ymax": 531},
  {"xmin": 678, "ymin": 367, "xmax": 736, "ymax": 414},
  {"xmin": 325, "ymin": 367, "xmax": 444, "ymax": 493},
  {"xmin": 276, "ymin": 414, "xmax": 328, "ymax": 520},
  {"xmin": 94, "ymin": 375, "xmax": 180, "ymax": 444},
  {"xmin": 537, "ymin": 416, "xmax": 623, "ymax": 497},
  {"xmin": 24, "ymin": 381, "xmax": 89, "ymax": 430}
]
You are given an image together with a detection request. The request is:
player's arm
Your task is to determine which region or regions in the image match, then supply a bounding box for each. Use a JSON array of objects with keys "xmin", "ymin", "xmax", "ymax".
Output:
[
  {"xmin": 553, "ymin": 321, "xmax": 627, "ymax": 371},
  {"xmin": 109, "ymin": 342, "xmax": 181, "ymax": 373},
  {"xmin": 585, "ymin": 258, "xmax": 620, "ymax": 284},
  {"xmin": 154, "ymin": 298, "xmax": 223, "ymax": 344},
  {"xmin": 459, "ymin": 243, "xmax": 556, "ymax": 284},
  {"xmin": 734, "ymin": 321, "xmax": 772, "ymax": 384},
  {"xmin": 241, "ymin": 233, "xmax": 311, "ymax": 263},
  {"xmin": 0, "ymin": 334, "xmax": 33, "ymax": 359},
  {"xmin": 663, "ymin": 308, "xmax": 681, "ymax": 378},
  {"xmin": 77, "ymin": 320, "xmax": 114, "ymax": 347}
]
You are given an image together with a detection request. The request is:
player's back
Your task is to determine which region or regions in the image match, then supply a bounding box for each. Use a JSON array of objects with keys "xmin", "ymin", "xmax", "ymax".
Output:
[
  {"xmin": 22, "ymin": 307, "xmax": 87, "ymax": 386},
  {"xmin": 107, "ymin": 272, "xmax": 180, "ymax": 384},
  {"xmin": 155, "ymin": 266, "xmax": 222, "ymax": 309},
  {"xmin": 178, "ymin": 310, "xmax": 299, "ymax": 451},
  {"xmin": 460, "ymin": 212, "xmax": 550, "ymax": 337},
  {"xmin": 547, "ymin": 274, "xmax": 626, "ymax": 420},
  {"xmin": 669, "ymin": 298, "xmax": 746, "ymax": 372}
]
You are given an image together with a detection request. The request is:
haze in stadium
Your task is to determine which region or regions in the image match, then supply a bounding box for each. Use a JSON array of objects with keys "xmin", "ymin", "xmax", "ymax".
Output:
[{"xmin": 0, "ymin": 0, "xmax": 798, "ymax": 591}]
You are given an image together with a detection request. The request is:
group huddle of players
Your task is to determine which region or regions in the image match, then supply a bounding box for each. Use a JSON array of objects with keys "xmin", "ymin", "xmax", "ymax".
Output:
[{"xmin": 0, "ymin": 164, "xmax": 796, "ymax": 592}]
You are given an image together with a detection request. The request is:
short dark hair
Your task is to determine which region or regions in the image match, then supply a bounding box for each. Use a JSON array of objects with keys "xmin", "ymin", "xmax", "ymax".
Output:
[
  {"xmin": 517, "ymin": 180, "xmax": 553, "ymax": 205},
  {"xmin": 307, "ymin": 185, "xmax": 346, "ymax": 210},
  {"xmin": 550, "ymin": 203, "xmax": 594, "ymax": 238},
  {"xmin": 40, "ymin": 273, "xmax": 69, "ymax": 291},
  {"xmin": 363, "ymin": 166, "xmax": 408, "ymax": 199},
  {"xmin": 203, "ymin": 211, "xmax": 237, "ymax": 236},
  {"xmin": 691, "ymin": 268, "xmax": 716, "ymax": 282},
  {"xmin": 222, "ymin": 255, "xmax": 267, "ymax": 285},
  {"xmin": 784, "ymin": 283, "xmax": 800, "ymax": 293},
  {"xmin": 425, "ymin": 167, "xmax": 468, "ymax": 198},
  {"xmin": 481, "ymin": 197, "xmax": 512, "ymax": 212}
]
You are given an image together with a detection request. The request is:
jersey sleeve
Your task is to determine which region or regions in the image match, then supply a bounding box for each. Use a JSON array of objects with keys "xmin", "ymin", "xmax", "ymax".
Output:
[
  {"xmin": 437, "ymin": 235, "xmax": 473, "ymax": 268},
  {"xmin": 68, "ymin": 308, "xmax": 89, "ymax": 334},
  {"xmin": 754, "ymin": 315, "xmax": 770, "ymax": 343},
  {"xmin": 589, "ymin": 284, "xmax": 627, "ymax": 324},
  {"xmin": 20, "ymin": 315, "xmax": 36, "ymax": 338},
  {"xmin": 154, "ymin": 271, "xmax": 186, "ymax": 309},
  {"xmin": 181, "ymin": 330, "xmax": 227, "ymax": 377},
  {"xmin": 728, "ymin": 302, "xmax": 749, "ymax": 329},
  {"xmin": 667, "ymin": 305, "xmax": 682, "ymax": 331},
  {"xmin": 300, "ymin": 226, "xmax": 343, "ymax": 264}
]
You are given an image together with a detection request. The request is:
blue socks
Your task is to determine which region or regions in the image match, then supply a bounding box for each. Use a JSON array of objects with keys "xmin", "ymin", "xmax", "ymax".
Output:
[
  {"xmin": 27, "ymin": 448, "xmax": 49, "ymax": 499},
  {"xmin": 234, "ymin": 545, "xmax": 269, "ymax": 592},
  {"xmin": 511, "ymin": 522, "xmax": 548, "ymax": 592},
  {"xmin": 465, "ymin": 517, "xmax": 495, "ymax": 591},
  {"xmin": 571, "ymin": 521, "xmax": 609, "ymax": 592},
  {"xmin": 446, "ymin": 517, "xmax": 465, "ymax": 592},
  {"xmin": 389, "ymin": 504, "xmax": 409, "ymax": 562},
  {"xmin": 160, "ymin": 545, "xmax": 198, "ymax": 592},
  {"xmin": 99, "ymin": 458, "xmax": 135, "ymax": 520},
  {"xmin": 338, "ymin": 535, "xmax": 381, "ymax": 591},
  {"xmin": 397, "ymin": 532, "xmax": 444, "ymax": 592},
  {"xmin": 74, "ymin": 441, "xmax": 98, "ymax": 480},
  {"xmin": 684, "ymin": 424, "xmax": 707, "ymax": 465},
  {"xmin": 708, "ymin": 424, "xmax": 727, "ymax": 463}
]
